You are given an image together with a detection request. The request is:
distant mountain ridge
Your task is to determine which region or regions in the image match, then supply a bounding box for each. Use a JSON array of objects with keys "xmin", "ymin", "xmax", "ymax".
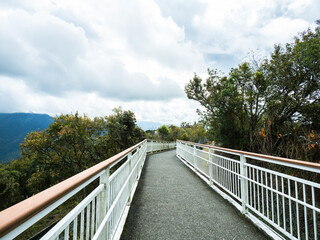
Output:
[
  {"xmin": 0, "ymin": 113, "xmax": 53, "ymax": 163},
  {"xmin": 0, "ymin": 113, "xmax": 163, "ymax": 163}
]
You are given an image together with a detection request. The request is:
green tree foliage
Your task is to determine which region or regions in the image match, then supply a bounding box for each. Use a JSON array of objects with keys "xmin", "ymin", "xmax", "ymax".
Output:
[
  {"xmin": 157, "ymin": 125, "xmax": 171, "ymax": 141},
  {"xmin": 186, "ymin": 64, "xmax": 267, "ymax": 150},
  {"xmin": 0, "ymin": 108, "xmax": 145, "ymax": 210},
  {"xmin": 155, "ymin": 123, "xmax": 207, "ymax": 143},
  {"xmin": 105, "ymin": 108, "xmax": 145, "ymax": 153},
  {"xmin": 185, "ymin": 24, "xmax": 320, "ymax": 161},
  {"xmin": 185, "ymin": 123, "xmax": 207, "ymax": 143}
]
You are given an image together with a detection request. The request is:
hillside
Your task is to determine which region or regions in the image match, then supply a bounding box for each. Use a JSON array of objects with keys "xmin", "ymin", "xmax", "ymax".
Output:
[{"xmin": 0, "ymin": 113, "xmax": 53, "ymax": 163}]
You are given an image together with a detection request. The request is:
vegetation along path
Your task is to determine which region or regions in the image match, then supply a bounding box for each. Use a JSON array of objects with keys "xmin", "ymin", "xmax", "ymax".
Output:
[{"xmin": 121, "ymin": 150, "xmax": 269, "ymax": 240}]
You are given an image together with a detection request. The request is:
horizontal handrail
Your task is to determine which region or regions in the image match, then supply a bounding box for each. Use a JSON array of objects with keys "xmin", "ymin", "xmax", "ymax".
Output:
[
  {"xmin": 178, "ymin": 140, "xmax": 320, "ymax": 171},
  {"xmin": 0, "ymin": 140, "xmax": 146, "ymax": 238}
]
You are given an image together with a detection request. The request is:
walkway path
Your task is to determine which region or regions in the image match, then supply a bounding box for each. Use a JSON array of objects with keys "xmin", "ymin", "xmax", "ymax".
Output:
[{"xmin": 121, "ymin": 150, "xmax": 269, "ymax": 240}]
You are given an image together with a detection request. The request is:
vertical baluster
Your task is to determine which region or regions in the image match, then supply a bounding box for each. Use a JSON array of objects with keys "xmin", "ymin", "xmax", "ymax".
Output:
[
  {"xmin": 218, "ymin": 156, "xmax": 220, "ymax": 183},
  {"xmin": 240, "ymin": 154, "xmax": 248, "ymax": 214},
  {"xmin": 96, "ymin": 194, "xmax": 100, "ymax": 232},
  {"xmin": 213, "ymin": 155, "xmax": 216, "ymax": 182},
  {"xmin": 253, "ymin": 169, "xmax": 256, "ymax": 210},
  {"xmin": 232, "ymin": 161, "xmax": 235, "ymax": 195},
  {"xmin": 225, "ymin": 159, "xmax": 228, "ymax": 190},
  {"xmin": 213, "ymin": 155, "xmax": 216, "ymax": 181},
  {"xmin": 80, "ymin": 210, "xmax": 84, "ymax": 240},
  {"xmin": 257, "ymin": 169, "xmax": 260, "ymax": 212},
  {"xmin": 226, "ymin": 159, "xmax": 231, "ymax": 191},
  {"xmin": 248, "ymin": 168, "xmax": 252, "ymax": 206},
  {"xmin": 91, "ymin": 199, "xmax": 95, "ymax": 237},
  {"xmin": 226, "ymin": 159, "xmax": 228, "ymax": 191},
  {"xmin": 220, "ymin": 157, "xmax": 222, "ymax": 186},
  {"xmin": 209, "ymin": 148, "xmax": 213, "ymax": 185},
  {"xmin": 229, "ymin": 160, "xmax": 232, "ymax": 192},
  {"xmin": 73, "ymin": 216, "xmax": 78, "ymax": 240},
  {"xmin": 217, "ymin": 157, "xmax": 220, "ymax": 185},
  {"xmin": 266, "ymin": 172, "xmax": 269, "ymax": 219},
  {"xmin": 295, "ymin": 181, "xmax": 300, "ymax": 240},
  {"xmin": 220, "ymin": 157, "xmax": 223, "ymax": 187},
  {"xmin": 64, "ymin": 224, "xmax": 69, "ymax": 240},
  {"xmin": 223, "ymin": 158, "xmax": 225, "ymax": 188},
  {"xmin": 98, "ymin": 167, "xmax": 110, "ymax": 239},
  {"xmin": 271, "ymin": 173, "xmax": 274, "ymax": 222},
  {"xmin": 288, "ymin": 179, "xmax": 293, "ymax": 235},
  {"xmin": 303, "ymin": 184, "xmax": 308, "ymax": 239},
  {"xmin": 86, "ymin": 204, "xmax": 90, "ymax": 240},
  {"xmin": 192, "ymin": 145, "xmax": 197, "ymax": 169},
  {"xmin": 216, "ymin": 156, "xmax": 219, "ymax": 184},
  {"xmin": 127, "ymin": 152, "xmax": 132, "ymax": 204},
  {"xmin": 228, "ymin": 160, "xmax": 233, "ymax": 192},
  {"xmin": 237, "ymin": 162, "xmax": 240, "ymax": 198},
  {"xmin": 312, "ymin": 186, "xmax": 317, "ymax": 240},
  {"xmin": 220, "ymin": 157, "xmax": 223, "ymax": 186},
  {"xmin": 276, "ymin": 175, "xmax": 280, "ymax": 226},
  {"xmin": 282, "ymin": 177, "xmax": 286, "ymax": 231},
  {"xmin": 234, "ymin": 162, "xmax": 237, "ymax": 196},
  {"xmin": 220, "ymin": 158, "xmax": 223, "ymax": 187},
  {"xmin": 261, "ymin": 170, "xmax": 264, "ymax": 216},
  {"xmin": 225, "ymin": 159, "xmax": 230, "ymax": 190}
]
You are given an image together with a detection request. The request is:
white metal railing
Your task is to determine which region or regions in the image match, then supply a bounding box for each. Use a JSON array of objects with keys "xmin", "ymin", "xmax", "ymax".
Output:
[
  {"xmin": 0, "ymin": 140, "xmax": 175, "ymax": 240},
  {"xmin": 147, "ymin": 140, "xmax": 176, "ymax": 153},
  {"xmin": 176, "ymin": 140, "xmax": 320, "ymax": 240}
]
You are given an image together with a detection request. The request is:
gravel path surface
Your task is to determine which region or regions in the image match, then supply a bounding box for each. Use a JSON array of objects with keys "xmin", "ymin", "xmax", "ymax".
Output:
[{"xmin": 121, "ymin": 150, "xmax": 269, "ymax": 240}]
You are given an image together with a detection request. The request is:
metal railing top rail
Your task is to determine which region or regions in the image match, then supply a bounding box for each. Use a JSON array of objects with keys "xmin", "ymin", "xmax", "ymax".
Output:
[
  {"xmin": 146, "ymin": 139, "xmax": 175, "ymax": 143},
  {"xmin": 178, "ymin": 140, "xmax": 320, "ymax": 171},
  {"xmin": 0, "ymin": 139, "xmax": 147, "ymax": 238}
]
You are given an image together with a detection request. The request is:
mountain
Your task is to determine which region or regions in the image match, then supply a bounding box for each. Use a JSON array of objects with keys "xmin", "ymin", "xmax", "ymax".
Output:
[{"xmin": 0, "ymin": 113, "xmax": 53, "ymax": 163}]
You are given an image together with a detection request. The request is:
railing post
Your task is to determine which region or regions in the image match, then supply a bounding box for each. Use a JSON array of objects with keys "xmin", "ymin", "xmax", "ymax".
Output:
[
  {"xmin": 127, "ymin": 152, "xmax": 132, "ymax": 204},
  {"xmin": 193, "ymin": 145, "xmax": 197, "ymax": 168},
  {"xmin": 240, "ymin": 154, "xmax": 248, "ymax": 214},
  {"xmin": 209, "ymin": 148, "xmax": 213, "ymax": 185},
  {"xmin": 151, "ymin": 140, "xmax": 153, "ymax": 153},
  {"xmin": 98, "ymin": 167, "xmax": 110, "ymax": 240},
  {"xmin": 137, "ymin": 146, "xmax": 142, "ymax": 180},
  {"xmin": 176, "ymin": 141, "xmax": 179, "ymax": 155}
]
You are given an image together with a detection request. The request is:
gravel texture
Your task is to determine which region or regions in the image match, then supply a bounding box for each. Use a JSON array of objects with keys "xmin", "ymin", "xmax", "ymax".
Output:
[{"xmin": 121, "ymin": 150, "xmax": 269, "ymax": 240}]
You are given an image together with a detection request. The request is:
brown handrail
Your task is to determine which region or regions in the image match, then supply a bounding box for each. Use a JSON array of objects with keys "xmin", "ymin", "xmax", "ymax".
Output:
[
  {"xmin": 0, "ymin": 140, "xmax": 146, "ymax": 238},
  {"xmin": 178, "ymin": 140, "xmax": 320, "ymax": 170}
]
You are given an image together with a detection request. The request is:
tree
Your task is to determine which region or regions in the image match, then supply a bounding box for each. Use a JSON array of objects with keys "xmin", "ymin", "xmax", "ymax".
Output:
[
  {"xmin": 0, "ymin": 109, "xmax": 146, "ymax": 210},
  {"xmin": 258, "ymin": 24, "xmax": 320, "ymax": 159},
  {"xmin": 186, "ymin": 64, "xmax": 267, "ymax": 150},
  {"xmin": 184, "ymin": 123, "xmax": 207, "ymax": 143},
  {"xmin": 105, "ymin": 107, "xmax": 145, "ymax": 153},
  {"xmin": 157, "ymin": 125, "xmax": 171, "ymax": 141},
  {"xmin": 185, "ymin": 24, "xmax": 320, "ymax": 160},
  {"xmin": 0, "ymin": 164, "xmax": 23, "ymax": 209},
  {"xmin": 20, "ymin": 113, "xmax": 105, "ymax": 194}
]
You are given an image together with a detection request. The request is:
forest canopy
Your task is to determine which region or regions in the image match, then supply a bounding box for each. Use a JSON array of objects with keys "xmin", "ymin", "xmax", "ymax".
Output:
[
  {"xmin": 185, "ymin": 24, "xmax": 320, "ymax": 162},
  {"xmin": 0, "ymin": 108, "xmax": 146, "ymax": 210}
]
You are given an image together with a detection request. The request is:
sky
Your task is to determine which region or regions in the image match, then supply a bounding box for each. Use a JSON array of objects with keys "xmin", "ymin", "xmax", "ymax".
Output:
[{"xmin": 0, "ymin": 0, "xmax": 319, "ymax": 126}]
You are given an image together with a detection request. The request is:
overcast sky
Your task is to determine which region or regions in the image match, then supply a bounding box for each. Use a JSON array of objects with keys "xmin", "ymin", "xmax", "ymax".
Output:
[{"xmin": 0, "ymin": 0, "xmax": 319, "ymax": 125}]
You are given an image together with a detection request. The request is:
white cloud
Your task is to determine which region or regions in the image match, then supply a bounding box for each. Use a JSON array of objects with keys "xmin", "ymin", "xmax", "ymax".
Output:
[
  {"xmin": 0, "ymin": 0, "xmax": 319, "ymax": 125},
  {"xmin": 260, "ymin": 17, "xmax": 310, "ymax": 46},
  {"xmin": 192, "ymin": 0, "xmax": 318, "ymax": 71},
  {"xmin": 0, "ymin": 4, "xmax": 192, "ymax": 100},
  {"xmin": 0, "ymin": 75, "xmax": 200, "ymax": 125}
]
